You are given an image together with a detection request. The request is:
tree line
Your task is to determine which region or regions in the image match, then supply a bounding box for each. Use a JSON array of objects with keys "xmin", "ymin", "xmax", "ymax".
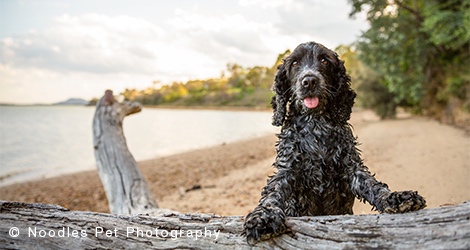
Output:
[
  {"xmin": 111, "ymin": 0, "xmax": 468, "ymax": 127},
  {"xmin": 120, "ymin": 62, "xmax": 278, "ymax": 109}
]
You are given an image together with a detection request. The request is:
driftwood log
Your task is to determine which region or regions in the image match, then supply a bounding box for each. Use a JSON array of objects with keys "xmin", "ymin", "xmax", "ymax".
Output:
[
  {"xmin": 92, "ymin": 90, "xmax": 158, "ymax": 214},
  {"xmin": 0, "ymin": 200, "xmax": 469, "ymax": 249}
]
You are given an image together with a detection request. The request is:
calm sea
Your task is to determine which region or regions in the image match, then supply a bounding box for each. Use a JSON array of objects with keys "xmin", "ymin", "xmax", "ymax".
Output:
[{"xmin": 0, "ymin": 106, "xmax": 277, "ymax": 186}]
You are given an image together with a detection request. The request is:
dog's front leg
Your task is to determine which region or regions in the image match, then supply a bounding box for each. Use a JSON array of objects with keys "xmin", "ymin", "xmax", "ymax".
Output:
[
  {"xmin": 244, "ymin": 173, "xmax": 290, "ymax": 245},
  {"xmin": 351, "ymin": 166, "xmax": 426, "ymax": 213}
]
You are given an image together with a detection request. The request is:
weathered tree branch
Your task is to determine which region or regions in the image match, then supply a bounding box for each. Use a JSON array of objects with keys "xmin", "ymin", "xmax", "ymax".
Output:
[
  {"xmin": 92, "ymin": 90, "xmax": 158, "ymax": 214},
  {"xmin": 394, "ymin": 0, "xmax": 424, "ymax": 22},
  {"xmin": 0, "ymin": 200, "xmax": 468, "ymax": 249}
]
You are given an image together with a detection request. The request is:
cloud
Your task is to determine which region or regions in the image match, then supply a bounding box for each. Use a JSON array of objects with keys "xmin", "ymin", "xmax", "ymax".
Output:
[
  {"xmin": 0, "ymin": 63, "xmax": 157, "ymax": 104},
  {"xmin": 1, "ymin": 3, "xmax": 366, "ymax": 79},
  {"xmin": 1, "ymin": 11, "xmax": 289, "ymax": 103},
  {"xmin": 0, "ymin": 13, "xmax": 172, "ymax": 103},
  {"xmin": 1, "ymin": 13, "xmax": 164, "ymax": 75},
  {"xmin": 0, "ymin": 1, "xmax": 369, "ymax": 104},
  {"xmin": 272, "ymin": 0, "xmax": 368, "ymax": 47},
  {"xmin": 166, "ymin": 8, "xmax": 292, "ymax": 70},
  {"xmin": 238, "ymin": 0, "xmax": 290, "ymax": 9},
  {"xmin": 1, "ymin": 10, "xmax": 287, "ymax": 85}
]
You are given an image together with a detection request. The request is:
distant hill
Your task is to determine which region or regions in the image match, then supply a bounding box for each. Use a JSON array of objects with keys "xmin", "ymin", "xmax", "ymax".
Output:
[{"xmin": 54, "ymin": 98, "xmax": 89, "ymax": 106}]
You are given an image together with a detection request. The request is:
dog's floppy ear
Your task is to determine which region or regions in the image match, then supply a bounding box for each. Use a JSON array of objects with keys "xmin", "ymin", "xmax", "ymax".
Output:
[
  {"xmin": 327, "ymin": 57, "xmax": 356, "ymax": 125},
  {"xmin": 271, "ymin": 61, "xmax": 291, "ymax": 127}
]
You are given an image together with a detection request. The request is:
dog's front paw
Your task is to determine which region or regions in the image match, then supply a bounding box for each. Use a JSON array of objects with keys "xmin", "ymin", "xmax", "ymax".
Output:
[
  {"xmin": 244, "ymin": 205, "xmax": 287, "ymax": 245},
  {"xmin": 381, "ymin": 191, "xmax": 426, "ymax": 213}
]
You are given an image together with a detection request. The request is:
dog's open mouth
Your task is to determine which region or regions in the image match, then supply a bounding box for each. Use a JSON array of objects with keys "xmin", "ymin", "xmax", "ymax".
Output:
[{"xmin": 304, "ymin": 96, "xmax": 319, "ymax": 109}]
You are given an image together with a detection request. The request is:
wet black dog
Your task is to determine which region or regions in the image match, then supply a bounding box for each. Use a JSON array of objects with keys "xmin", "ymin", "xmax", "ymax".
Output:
[{"xmin": 244, "ymin": 42, "xmax": 426, "ymax": 245}]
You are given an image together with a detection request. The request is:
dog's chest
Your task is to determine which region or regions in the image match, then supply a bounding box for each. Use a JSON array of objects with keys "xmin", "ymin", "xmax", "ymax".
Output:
[
  {"xmin": 293, "ymin": 119, "xmax": 348, "ymax": 163},
  {"xmin": 279, "ymin": 118, "xmax": 355, "ymax": 190}
]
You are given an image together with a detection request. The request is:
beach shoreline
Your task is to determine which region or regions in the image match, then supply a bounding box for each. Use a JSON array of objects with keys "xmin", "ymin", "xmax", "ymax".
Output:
[{"xmin": 1, "ymin": 109, "xmax": 468, "ymax": 216}]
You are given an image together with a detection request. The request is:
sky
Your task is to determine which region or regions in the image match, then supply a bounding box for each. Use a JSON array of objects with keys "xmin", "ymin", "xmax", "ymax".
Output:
[{"xmin": 0, "ymin": 0, "xmax": 369, "ymax": 104}]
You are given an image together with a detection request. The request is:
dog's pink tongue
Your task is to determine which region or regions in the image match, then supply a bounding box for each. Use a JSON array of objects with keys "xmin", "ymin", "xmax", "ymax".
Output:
[{"xmin": 304, "ymin": 97, "xmax": 319, "ymax": 109}]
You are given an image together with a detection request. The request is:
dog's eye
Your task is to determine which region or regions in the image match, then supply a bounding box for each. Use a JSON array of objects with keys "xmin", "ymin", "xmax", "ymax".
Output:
[
  {"xmin": 321, "ymin": 58, "xmax": 328, "ymax": 66},
  {"xmin": 292, "ymin": 61, "xmax": 299, "ymax": 68}
]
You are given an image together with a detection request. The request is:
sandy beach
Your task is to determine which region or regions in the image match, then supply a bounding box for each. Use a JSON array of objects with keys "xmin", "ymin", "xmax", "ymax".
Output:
[{"xmin": 0, "ymin": 109, "xmax": 468, "ymax": 216}]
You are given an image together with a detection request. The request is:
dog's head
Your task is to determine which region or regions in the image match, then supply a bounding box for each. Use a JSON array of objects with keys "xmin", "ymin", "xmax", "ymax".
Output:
[{"xmin": 271, "ymin": 42, "xmax": 356, "ymax": 126}]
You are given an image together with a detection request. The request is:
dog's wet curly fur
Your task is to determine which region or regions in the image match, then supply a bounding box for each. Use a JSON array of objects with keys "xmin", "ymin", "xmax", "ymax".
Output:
[{"xmin": 244, "ymin": 42, "xmax": 426, "ymax": 245}]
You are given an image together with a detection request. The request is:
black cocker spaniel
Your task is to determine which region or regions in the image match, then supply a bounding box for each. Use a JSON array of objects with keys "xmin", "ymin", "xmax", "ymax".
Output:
[{"xmin": 244, "ymin": 41, "xmax": 426, "ymax": 245}]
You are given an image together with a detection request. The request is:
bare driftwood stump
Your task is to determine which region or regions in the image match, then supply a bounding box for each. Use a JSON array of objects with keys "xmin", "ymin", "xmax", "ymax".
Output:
[
  {"xmin": 92, "ymin": 90, "xmax": 158, "ymax": 214},
  {"xmin": 0, "ymin": 200, "xmax": 469, "ymax": 249}
]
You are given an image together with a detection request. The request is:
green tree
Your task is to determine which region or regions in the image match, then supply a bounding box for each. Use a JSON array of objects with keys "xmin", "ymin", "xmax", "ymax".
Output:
[
  {"xmin": 337, "ymin": 44, "xmax": 397, "ymax": 118},
  {"xmin": 122, "ymin": 88, "xmax": 139, "ymax": 101},
  {"xmin": 273, "ymin": 49, "xmax": 291, "ymax": 68},
  {"xmin": 348, "ymin": 0, "xmax": 469, "ymax": 123},
  {"xmin": 226, "ymin": 63, "xmax": 247, "ymax": 88}
]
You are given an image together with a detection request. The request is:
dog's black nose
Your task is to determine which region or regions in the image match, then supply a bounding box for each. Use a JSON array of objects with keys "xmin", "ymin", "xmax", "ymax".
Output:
[{"xmin": 302, "ymin": 76, "xmax": 319, "ymax": 88}]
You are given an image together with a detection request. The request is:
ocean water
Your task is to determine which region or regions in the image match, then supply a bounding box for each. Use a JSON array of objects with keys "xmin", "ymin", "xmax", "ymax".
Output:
[{"xmin": 0, "ymin": 106, "xmax": 278, "ymax": 186}]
